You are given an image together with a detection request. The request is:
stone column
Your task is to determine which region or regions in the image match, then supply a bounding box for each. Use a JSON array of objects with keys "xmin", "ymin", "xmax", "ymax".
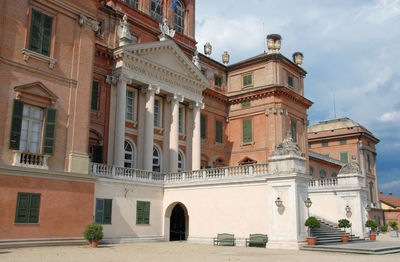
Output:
[
  {"xmin": 113, "ymin": 74, "xmax": 131, "ymax": 167},
  {"xmin": 168, "ymin": 93, "xmax": 184, "ymax": 172},
  {"xmin": 190, "ymin": 101, "xmax": 204, "ymax": 170},
  {"xmin": 142, "ymin": 85, "xmax": 160, "ymax": 171}
]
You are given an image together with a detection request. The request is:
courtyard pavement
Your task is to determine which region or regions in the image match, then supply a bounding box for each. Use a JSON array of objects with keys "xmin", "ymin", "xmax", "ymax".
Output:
[{"xmin": 1, "ymin": 234, "xmax": 399, "ymax": 262}]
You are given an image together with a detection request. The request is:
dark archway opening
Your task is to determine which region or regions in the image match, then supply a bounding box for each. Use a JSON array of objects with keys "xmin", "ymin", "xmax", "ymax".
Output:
[{"xmin": 170, "ymin": 204, "xmax": 186, "ymax": 241}]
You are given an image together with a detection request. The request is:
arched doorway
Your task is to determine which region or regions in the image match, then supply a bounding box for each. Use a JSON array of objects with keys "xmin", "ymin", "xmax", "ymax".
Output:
[{"xmin": 170, "ymin": 204, "xmax": 186, "ymax": 241}]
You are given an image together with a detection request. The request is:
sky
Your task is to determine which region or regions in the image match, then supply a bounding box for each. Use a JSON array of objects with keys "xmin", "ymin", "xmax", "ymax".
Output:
[{"xmin": 195, "ymin": 0, "xmax": 400, "ymax": 196}]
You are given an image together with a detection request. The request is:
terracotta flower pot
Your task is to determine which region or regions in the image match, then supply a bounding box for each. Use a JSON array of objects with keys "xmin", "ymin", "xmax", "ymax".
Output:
[
  {"xmin": 342, "ymin": 235, "xmax": 349, "ymax": 242},
  {"xmin": 89, "ymin": 240, "xmax": 99, "ymax": 248},
  {"xmin": 307, "ymin": 237, "xmax": 316, "ymax": 245},
  {"xmin": 369, "ymin": 233, "xmax": 376, "ymax": 241}
]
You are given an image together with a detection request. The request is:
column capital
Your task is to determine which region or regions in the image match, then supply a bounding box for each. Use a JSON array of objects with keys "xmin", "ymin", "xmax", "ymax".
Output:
[
  {"xmin": 106, "ymin": 73, "xmax": 132, "ymax": 85},
  {"xmin": 140, "ymin": 85, "xmax": 160, "ymax": 95},
  {"xmin": 167, "ymin": 93, "xmax": 184, "ymax": 103},
  {"xmin": 189, "ymin": 100, "xmax": 204, "ymax": 110}
]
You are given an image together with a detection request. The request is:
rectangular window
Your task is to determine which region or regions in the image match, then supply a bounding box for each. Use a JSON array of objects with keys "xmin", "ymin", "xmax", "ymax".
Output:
[
  {"xmin": 179, "ymin": 106, "xmax": 185, "ymax": 134},
  {"xmin": 29, "ymin": 9, "xmax": 53, "ymax": 56},
  {"xmin": 95, "ymin": 198, "xmax": 112, "ymax": 224},
  {"xmin": 150, "ymin": 0, "xmax": 163, "ymax": 23},
  {"xmin": 154, "ymin": 98, "xmax": 162, "ymax": 128},
  {"xmin": 243, "ymin": 119, "xmax": 252, "ymax": 143},
  {"xmin": 340, "ymin": 152, "xmax": 349, "ymax": 163},
  {"xmin": 201, "ymin": 115, "xmax": 206, "ymax": 139},
  {"xmin": 126, "ymin": 89, "xmax": 136, "ymax": 121},
  {"xmin": 215, "ymin": 120, "xmax": 223, "ymax": 143},
  {"xmin": 242, "ymin": 101, "xmax": 251, "ymax": 108},
  {"xmin": 243, "ymin": 74, "xmax": 252, "ymax": 87},
  {"xmin": 367, "ymin": 154, "xmax": 371, "ymax": 171},
  {"xmin": 288, "ymin": 76, "xmax": 294, "ymax": 87},
  {"xmin": 89, "ymin": 145, "xmax": 103, "ymax": 163},
  {"xmin": 91, "ymin": 80, "xmax": 99, "ymax": 111},
  {"xmin": 340, "ymin": 140, "xmax": 347, "ymax": 145},
  {"xmin": 308, "ymin": 144, "xmax": 311, "ymax": 149},
  {"xmin": 291, "ymin": 121, "xmax": 297, "ymax": 143},
  {"xmin": 322, "ymin": 142, "xmax": 328, "ymax": 147},
  {"xmin": 15, "ymin": 193, "xmax": 41, "ymax": 223},
  {"xmin": 121, "ymin": 0, "xmax": 138, "ymax": 9},
  {"xmin": 136, "ymin": 201, "xmax": 150, "ymax": 224},
  {"xmin": 20, "ymin": 105, "xmax": 44, "ymax": 154},
  {"xmin": 214, "ymin": 75, "xmax": 222, "ymax": 88}
]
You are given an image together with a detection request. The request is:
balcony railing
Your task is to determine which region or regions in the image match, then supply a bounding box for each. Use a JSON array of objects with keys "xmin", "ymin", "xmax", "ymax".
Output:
[
  {"xmin": 12, "ymin": 151, "xmax": 48, "ymax": 169},
  {"xmin": 90, "ymin": 163, "xmax": 269, "ymax": 185},
  {"xmin": 309, "ymin": 178, "xmax": 338, "ymax": 189}
]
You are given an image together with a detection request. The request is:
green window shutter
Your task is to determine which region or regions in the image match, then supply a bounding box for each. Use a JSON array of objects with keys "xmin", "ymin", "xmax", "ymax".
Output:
[
  {"xmin": 288, "ymin": 76, "xmax": 293, "ymax": 87},
  {"xmin": 103, "ymin": 199, "xmax": 112, "ymax": 224},
  {"xmin": 144, "ymin": 202, "xmax": 150, "ymax": 224},
  {"xmin": 291, "ymin": 121, "xmax": 297, "ymax": 142},
  {"xmin": 136, "ymin": 201, "xmax": 144, "ymax": 224},
  {"xmin": 340, "ymin": 152, "xmax": 348, "ymax": 163},
  {"xmin": 41, "ymin": 14, "xmax": 52, "ymax": 56},
  {"xmin": 95, "ymin": 199, "xmax": 104, "ymax": 224},
  {"xmin": 42, "ymin": 108, "xmax": 57, "ymax": 155},
  {"xmin": 91, "ymin": 80, "xmax": 99, "ymax": 111},
  {"xmin": 200, "ymin": 115, "xmax": 206, "ymax": 139},
  {"xmin": 29, "ymin": 9, "xmax": 52, "ymax": 56},
  {"xmin": 15, "ymin": 193, "xmax": 30, "ymax": 223},
  {"xmin": 28, "ymin": 194, "xmax": 41, "ymax": 223},
  {"xmin": 243, "ymin": 119, "xmax": 252, "ymax": 143},
  {"xmin": 242, "ymin": 101, "xmax": 250, "ymax": 108},
  {"xmin": 9, "ymin": 99, "xmax": 24, "ymax": 150},
  {"xmin": 215, "ymin": 120, "xmax": 222, "ymax": 143},
  {"xmin": 243, "ymin": 75, "xmax": 252, "ymax": 86}
]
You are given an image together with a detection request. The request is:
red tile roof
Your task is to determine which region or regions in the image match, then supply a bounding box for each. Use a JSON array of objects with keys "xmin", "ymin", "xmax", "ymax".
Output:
[{"xmin": 380, "ymin": 193, "xmax": 400, "ymax": 208}]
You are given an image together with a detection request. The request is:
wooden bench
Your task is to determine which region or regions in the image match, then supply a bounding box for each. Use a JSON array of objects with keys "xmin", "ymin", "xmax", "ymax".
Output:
[
  {"xmin": 213, "ymin": 233, "xmax": 235, "ymax": 246},
  {"xmin": 245, "ymin": 234, "xmax": 268, "ymax": 247}
]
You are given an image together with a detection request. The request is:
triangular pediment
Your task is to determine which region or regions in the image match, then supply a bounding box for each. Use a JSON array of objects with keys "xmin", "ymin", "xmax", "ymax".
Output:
[
  {"xmin": 116, "ymin": 40, "xmax": 209, "ymax": 88},
  {"xmin": 14, "ymin": 82, "xmax": 58, "ymax": 103}
]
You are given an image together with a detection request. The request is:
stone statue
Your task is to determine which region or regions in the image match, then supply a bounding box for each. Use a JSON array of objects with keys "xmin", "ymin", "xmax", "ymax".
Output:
[
  {"xmin": 339, "ymin": 161, "xmax": 361, "ymax": 174},
  {"xmin": 117, "ymin": 14, "xmax": 137, "ymax": 46},
  {"xmin": 159, "ymin": 18, "xmax": 175, "ymax": 41},
  {"xmin": 192, "ymin": 49, "xmax": 201, "ymax": 69},
  {"xmin": 271, "ymin": 131, "xmax": 302, "ymax": 157},
  {"xmin": 204, "ymin": 42, "xmax": 212, "ymax": 57}
]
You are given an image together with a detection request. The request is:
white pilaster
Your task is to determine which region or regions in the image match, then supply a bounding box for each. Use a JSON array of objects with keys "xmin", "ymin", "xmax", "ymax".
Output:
[
  {"xmin": 113, "ymin": 74, "xmax": 131, "ymax": 167},
  {"xmin": 168, "ymin": 93, "xmax": 184, "ymax": 172},
  {"xmin": 142, "ymin": 85, "xmax": 160, "ymax": 171},
  {"xmin": 190, "ymin": 101, "xmax": 204, "ymax": 170}
]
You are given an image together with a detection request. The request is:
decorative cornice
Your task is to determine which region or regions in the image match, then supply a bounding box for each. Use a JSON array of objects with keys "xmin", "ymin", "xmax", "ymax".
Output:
[{"xmin": 265, "ymin": 107, "xmax": 288, "ymax": 116}]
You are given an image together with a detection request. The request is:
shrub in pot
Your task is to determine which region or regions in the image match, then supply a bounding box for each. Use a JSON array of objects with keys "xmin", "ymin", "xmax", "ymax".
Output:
[
  {"xmin": 84, "ymin": 222, "xmax": 104, "ymax": 248},
  {"xmin": 389, "ymin": 221, "xmax": 399, "ymax": 238},
  {"xmin": 305, "ymin": 216, "xmax": 320, "ymax": 245},
  {"xmin": 365, "ymin": 220, "xmax": 378, "ymax": 241},
  {"xmin": 338, "ymin": 219, "xmax": 351, "ymax": 242},
  {"xmin": 380, "ymin": 225, "xmax": 388, "ymax": 234}
]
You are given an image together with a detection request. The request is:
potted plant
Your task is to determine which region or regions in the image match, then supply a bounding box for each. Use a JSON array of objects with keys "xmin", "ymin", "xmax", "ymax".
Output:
[
  {"xmin": 338, "ymin": 219, "xmax": 351, "ymax": 242},
  {"xmin": 389, "ymin": 221, "xmax": 399, "ymax": 238},
  {"xmin": 380, "ymin": 225, "xmax": 388, "ymax": 234},
  {"xmin": 305, "ymin": 216, "xmax": 320, "ymax": 245},
  {"xmin": 83, "ymin": 222, "xmax": 104, "ymax": 248},
  {"xmin": 365, "ymin": 220, "xmax": 378, "ymax": 241}
]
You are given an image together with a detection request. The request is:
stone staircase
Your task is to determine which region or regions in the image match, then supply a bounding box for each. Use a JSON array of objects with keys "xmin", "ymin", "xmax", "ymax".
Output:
[
  {"xmin": 311, "ymin": 220, "xmax": 361, "ymax": 245},
  {"xmin": 0, "ymin": 237, "xmax": 87, "ymax": 249}
]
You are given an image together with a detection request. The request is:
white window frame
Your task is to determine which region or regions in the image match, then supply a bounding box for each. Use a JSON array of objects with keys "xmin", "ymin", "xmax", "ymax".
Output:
[
  {"xmin": 124, "ymin": 139, "xmax": 136, "ymax": 168},
  {"xmin": 126, "ymin": 88, "xmax": 138, "ymax": 124},
  {"xmin": 20, "ymin": 104, "xmax": 44, "ymax": 154},
  {"xmin": 173, "ymin": 0, "xmax": 185, "ymax": 33},
  {"xmin": 152, "ymin": 144, "xmax": 162, "ymax": 172},
  {"xmin": 154, "ymin": 96, "xmax": 163, "ymax": 129},
  {"xmin": 179, "ymin": 105, "xmax": 185, "ymax": 135},
  {"xmin": 178, "ymin": 149, "xmax": 185, "ymax": 172}
]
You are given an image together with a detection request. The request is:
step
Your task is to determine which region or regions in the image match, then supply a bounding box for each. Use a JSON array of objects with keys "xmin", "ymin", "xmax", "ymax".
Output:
[{"xmin": 0, "ymin": 238, "xmax": 87, "ymax": 249}]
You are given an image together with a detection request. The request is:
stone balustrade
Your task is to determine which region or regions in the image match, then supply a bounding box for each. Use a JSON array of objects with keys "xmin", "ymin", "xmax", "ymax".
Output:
[
  {"xmin": 90, "ymin": 163, "xmax": 269, "ymax": 185},
  {"xmin": 12, "ymin": 151, "xmax": 49, "ymax": 169},
  {"xmin": 309, "ymin": 178, "xmax": 338, "ymax": 189}
]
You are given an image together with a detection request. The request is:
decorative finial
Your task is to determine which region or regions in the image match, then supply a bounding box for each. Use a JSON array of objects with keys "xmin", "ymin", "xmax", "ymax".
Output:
[
  {"xmin": 222, "ymin": 51, "xmax": 230, "ymax": 66},
  {"xmin": 192, "ymin": 49, "xmax": 201, "ymax": 69},
  {"xmin": 159, "ymin": 18, "xmax": 175, "ymax": 41},
  {"xmin": 204, "ymin": 42, "xmax": 212, "ymax": 57},
  {"xmin": 293, "ymin": 52, "xmax": 304, "ymax": 66},
  {"xmin": 266, "ymin": 34, "xmax": 282, "ymax": 54},
  {"xmin": 117, "ymin": 14, "xmax": 137, "ymax": 47}
]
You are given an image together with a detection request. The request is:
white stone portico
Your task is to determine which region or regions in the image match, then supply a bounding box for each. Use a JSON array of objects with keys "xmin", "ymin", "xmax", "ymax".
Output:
[{"xmin": 107, "ymin": 40, "xmax": 208, "ymax": 171}]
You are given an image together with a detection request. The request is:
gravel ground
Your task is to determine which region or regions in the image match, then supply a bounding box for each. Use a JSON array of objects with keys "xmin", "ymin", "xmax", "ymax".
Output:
[{"xmin": 1, "ymin": 234, "xmax": 399, "ymax": 262}]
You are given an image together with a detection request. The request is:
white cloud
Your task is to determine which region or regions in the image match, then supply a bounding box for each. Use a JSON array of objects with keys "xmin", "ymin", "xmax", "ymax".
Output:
[
  {"xmin": 379, "ymin": 111, "xmax": 400, "ymax": 122},
  {"xmin": 379, "ymin": 180, "xmax": 400, "ymax": 193}
]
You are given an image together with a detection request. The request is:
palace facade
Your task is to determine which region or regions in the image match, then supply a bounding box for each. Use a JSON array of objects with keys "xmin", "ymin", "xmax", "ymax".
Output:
[{"xmin": 0, "ymin": 0, "xmax": 382, "ymax": 248}]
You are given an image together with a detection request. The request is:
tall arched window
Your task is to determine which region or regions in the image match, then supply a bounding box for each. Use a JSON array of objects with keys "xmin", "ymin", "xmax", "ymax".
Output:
[
  {"xmin": 124, "ymin": 140, "xmax": 136, "ymax": 168},
  {"xmin": 173, "ymin": 0, "xmax": 185, "ymax": 33},
  {"xmin": 151, "ymin": 0, "xmax": 163, "ymax": 23},
  {"xmin": 178, "ymin": 150, "xmax": 185, "ymax": 172},
  {"xmin": 319, "ymin": 169, "xmax": 326, "ymax": 179},
  {"xmin": 369, "ymin": 181, "xmax": 374, "ymax": 203},
  {"xmin": 153, "ymin": 145, "xmax": 162, "ymax": 172}
]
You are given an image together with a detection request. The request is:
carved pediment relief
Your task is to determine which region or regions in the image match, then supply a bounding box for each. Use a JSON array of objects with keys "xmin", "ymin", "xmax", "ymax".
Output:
[{"xmin": 14, "ymin": 82, "xmax": 58, "ymax": 107}]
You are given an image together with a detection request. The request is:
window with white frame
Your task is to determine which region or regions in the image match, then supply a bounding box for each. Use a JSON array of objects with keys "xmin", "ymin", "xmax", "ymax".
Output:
[
  {"xmin": 150, "ymin": 0, "xmax": 163, "ymax": 23},
  {"xmin": 20, "ymin": 105, "xmax": 44, "ymax": 154},
  {"xmin": 152, "ymin": 145, "xmax": 162, "ymax": 172},
  {"xmin": 179, "ymin": 105, "xmax": 185, "ymax": 134},
  {"xmin": 173, "ymin": 0, "xmax": 185, "ymax": 33},
  {"xmin": 124, "ymin": 140, "xmax": 136, "ymax": 168},
  {"xmin": 154, "ymin": 97, "xmax": 162, "ymax": 128},
  {"xmin": 178, "ymin": 150, "xmax": 185, "ymax": 172},
  {"xmin": 126, "ymin": 89, "xmax": 137, "ymax": 122}
]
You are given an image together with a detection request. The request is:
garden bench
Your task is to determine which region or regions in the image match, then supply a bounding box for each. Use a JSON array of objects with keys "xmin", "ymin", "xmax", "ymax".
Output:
[
  {"xmin": 213, "ymin": 233, "xmax": 235, "ymax": 246},
  {"xmin": 245, "ymin": 234, "xmax": 268, "ymax": 247}
]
